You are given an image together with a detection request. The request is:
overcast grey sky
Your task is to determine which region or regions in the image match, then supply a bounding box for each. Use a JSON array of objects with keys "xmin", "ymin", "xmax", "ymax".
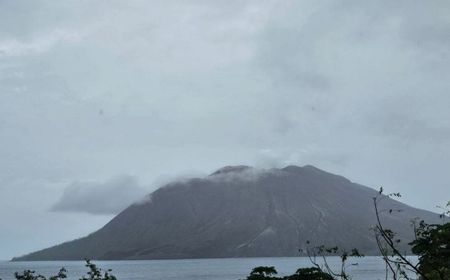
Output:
[{"xmin": 1, "ymin": 0, "xmax": 450, "ymax": 260}]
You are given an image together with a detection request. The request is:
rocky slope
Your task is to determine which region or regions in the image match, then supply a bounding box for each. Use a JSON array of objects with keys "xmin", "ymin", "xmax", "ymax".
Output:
[{"xmin": 13, "ymin": 165, "xmax": 440, "ymax": 260}]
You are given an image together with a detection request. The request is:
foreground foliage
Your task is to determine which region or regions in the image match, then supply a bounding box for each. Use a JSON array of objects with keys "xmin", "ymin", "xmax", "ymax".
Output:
[
  {"xmin": 411, "ymin": 222, "xmax": 450, "ymax": 280},
  {"xmin": 246, "ymin": 266, "xmax": 334, "ymax": 280},
  {"xmin": 13, "ymin": 268, "xmax": 67, "ymax": 280},
  {"xmin": 1, "ymin": 260, "xmax": 116, "ymax": 280}
]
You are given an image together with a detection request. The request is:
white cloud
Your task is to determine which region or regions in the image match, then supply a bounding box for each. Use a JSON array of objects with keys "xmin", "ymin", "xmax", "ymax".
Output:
[
  {"xmin": 0, "ymin": 29, "xmax": 84, "ymax": 57},
  {"xmin": 50, "ymin": 175, "xmax": 148, "ymax": 215}
]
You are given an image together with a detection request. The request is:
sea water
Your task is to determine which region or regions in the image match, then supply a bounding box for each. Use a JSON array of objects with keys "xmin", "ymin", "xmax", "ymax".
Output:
[{"xmin": 0, "ymin": 257, "xmax": 417, "ymax": 280}]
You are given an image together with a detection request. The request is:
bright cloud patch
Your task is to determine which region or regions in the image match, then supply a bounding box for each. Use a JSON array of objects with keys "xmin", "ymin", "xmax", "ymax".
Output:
[{"xmin": 51, "ymin": 175, "xmax": 148, "ymax": 215}]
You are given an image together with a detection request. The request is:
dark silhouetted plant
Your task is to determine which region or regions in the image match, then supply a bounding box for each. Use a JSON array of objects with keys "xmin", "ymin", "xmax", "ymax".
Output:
[
  {"xmin": 410, "ymin": 219, "xmax": 450, "ymax": 279},
  {"xmin": 246, "ymin": 266, "xmax": 279, "ymax": 280},
  {"xmin": 291, "ymin": 267, "xmax": 335, "ymax": 280},
  {"xmin": 79, "ymin": 260, "xmax": 117, "ymax": 280},
  {"xmin": 4, "ymin": 260, "xmax": 116, "ymax": 280},
  {"xmin": 245, "ymin": 265, "xmax": 335, "ymax": 280},
  {"xmin": 301, "ymin": 243, "xmax": 362, "ymax": 280},
  {"xmin": 373, "ymin": 189, "xmax": 450, "ymax": 280},
  {"xmin": 12, "ymin": 268, "xmax": 66, "ymax": 280}
]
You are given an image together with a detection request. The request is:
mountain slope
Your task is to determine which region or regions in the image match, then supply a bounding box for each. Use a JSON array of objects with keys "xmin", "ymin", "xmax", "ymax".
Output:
[{"xmin": 13, "ymin": 165, "xmax": 440, "ymax": 260}]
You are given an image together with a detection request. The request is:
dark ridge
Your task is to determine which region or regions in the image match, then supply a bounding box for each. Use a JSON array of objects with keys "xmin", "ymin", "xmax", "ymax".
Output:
[
  {"xmin": 210, "ymin": 165, "xmax": 251, "ymax": 176},
  {"xmin": 281, "ymin": 165, "xmax": 304, "ymax": 173},
  {"xmin": 281, "ymin": 164, "xmax": 330, "ymax": 174}
]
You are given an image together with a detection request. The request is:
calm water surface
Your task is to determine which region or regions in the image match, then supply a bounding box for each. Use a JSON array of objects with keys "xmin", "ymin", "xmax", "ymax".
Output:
[{"xmin": 0, "ymin": 257, "xmax": 417, "ymax": 280}]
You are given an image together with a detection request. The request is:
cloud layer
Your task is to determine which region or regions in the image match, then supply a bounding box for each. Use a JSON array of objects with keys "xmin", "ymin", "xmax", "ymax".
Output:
[
  {"xmin": 1, "ymin": 0, "xmax": 450, "ymax": 260},
  {"xmin": 51, "ymin": 175, "xmax": 147, "ymax": 215}
]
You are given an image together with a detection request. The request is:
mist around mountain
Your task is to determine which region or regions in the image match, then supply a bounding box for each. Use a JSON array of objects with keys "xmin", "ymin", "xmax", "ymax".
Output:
[{"xmin": 13, "ymin": 165, "xmax": 440, "ymax": 261}]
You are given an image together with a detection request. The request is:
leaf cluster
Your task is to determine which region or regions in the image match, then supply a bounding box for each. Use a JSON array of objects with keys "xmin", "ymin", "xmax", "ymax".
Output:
[
  {"xmin": 3, "ymin": 260, "xmax": 116, "ymax": 280},
  {"xmin": 13, "ymin": 268, "xmax": 67, "ymax": 280},
  {"xmin": 245, "ymin": 266, "xmax": 334, "ymax": 280},
  {"xmin": 410, "ymin": 222, "xmax": 450, "ymax": 280},
  {"xmin": 79, "ymin": 260, "xmax": 117, "ymax": 280}
]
